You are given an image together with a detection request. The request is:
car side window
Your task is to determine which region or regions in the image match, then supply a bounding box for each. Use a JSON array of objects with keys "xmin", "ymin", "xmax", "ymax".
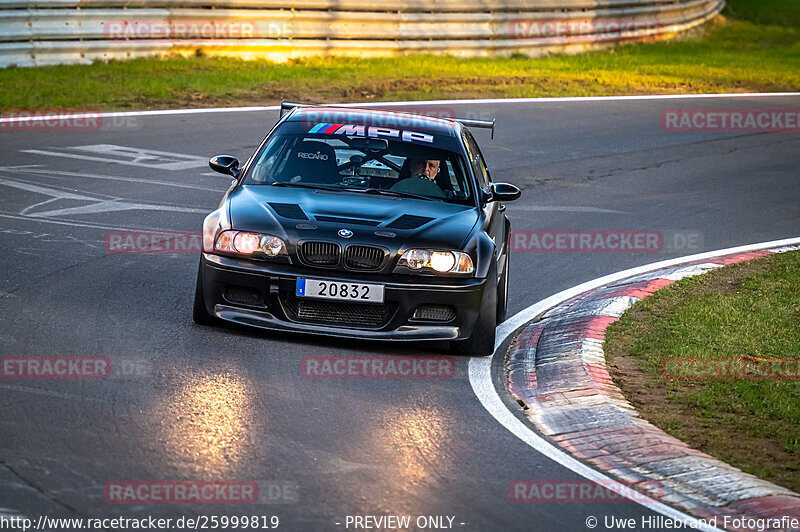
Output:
[{"xmin": 463, "ymin": 130, "xmax": 490, "ymax": 191}]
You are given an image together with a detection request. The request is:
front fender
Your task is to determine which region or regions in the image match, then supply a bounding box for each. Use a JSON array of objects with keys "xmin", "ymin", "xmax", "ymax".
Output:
[{"xmin": 462, "ymin": 230, "xmax": 496, "ymax": 280}]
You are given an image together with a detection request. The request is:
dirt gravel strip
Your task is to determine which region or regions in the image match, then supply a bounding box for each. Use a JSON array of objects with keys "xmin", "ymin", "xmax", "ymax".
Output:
[{"xmin": 505, "ymin": 244, "xmax": 800, "ymax": 530}]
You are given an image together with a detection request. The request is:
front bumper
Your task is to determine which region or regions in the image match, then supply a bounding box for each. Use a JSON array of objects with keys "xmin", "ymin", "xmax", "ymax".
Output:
[{"xmin": 199, "ymin": 253, "xmax": 487, "ymax": 341}]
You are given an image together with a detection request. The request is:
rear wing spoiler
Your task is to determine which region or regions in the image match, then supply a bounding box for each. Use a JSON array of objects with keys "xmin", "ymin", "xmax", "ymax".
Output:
[
  {"xmin": 280, "ymin": 101, "xmax": 312, "ymax": 117},
  {"xmin": 456, "ymin": 118, "xmax": 495, "ymax": 139},
  {"xmin": 280, "ymin": 100, "xmax": 495, "ymax": 139}
]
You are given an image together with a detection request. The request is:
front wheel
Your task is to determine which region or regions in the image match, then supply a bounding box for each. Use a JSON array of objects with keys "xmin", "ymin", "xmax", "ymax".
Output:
[{"xmin": 450, "ymin": 262, "xmax": 497, "ymax": 357}]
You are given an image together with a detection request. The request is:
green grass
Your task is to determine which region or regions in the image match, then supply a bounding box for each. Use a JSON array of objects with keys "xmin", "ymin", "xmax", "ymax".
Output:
[
  {"xmin": 605, "ymin": 251, "xmax": 800, "ymax": 491},
  {"xmin": 724, "ymin": 0, "xmax": 800, "ymax": 27},
  {"xmin": 0, "ymin": 0, "xmax": 798, "ymax": 110}
]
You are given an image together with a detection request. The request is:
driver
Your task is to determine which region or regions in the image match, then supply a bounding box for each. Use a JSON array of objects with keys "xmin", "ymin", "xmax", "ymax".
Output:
[{"xmin": 390, "ymin": 158, "xmax": 446, "ymax": 198}]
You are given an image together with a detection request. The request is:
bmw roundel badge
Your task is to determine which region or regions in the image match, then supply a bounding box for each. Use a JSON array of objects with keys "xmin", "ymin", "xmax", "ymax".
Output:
[{"xmin": 338, "ymin": 229, "xmax": 353, "ymax": 238}]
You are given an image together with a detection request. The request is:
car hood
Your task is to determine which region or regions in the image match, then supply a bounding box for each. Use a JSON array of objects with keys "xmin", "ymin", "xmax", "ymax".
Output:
[{"xmin": 228, "ymin": 185, "xmax": 479, "ymax": 250}]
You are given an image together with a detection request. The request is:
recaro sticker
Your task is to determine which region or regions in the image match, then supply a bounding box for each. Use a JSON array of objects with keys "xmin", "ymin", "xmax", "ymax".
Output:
[{"xmin": 297, "ymin": 151, "xmax": 329, "ymax": 160}]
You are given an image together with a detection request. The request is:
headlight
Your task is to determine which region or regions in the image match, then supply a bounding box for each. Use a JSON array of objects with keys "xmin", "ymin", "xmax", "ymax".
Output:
[
  {"xmin": 213, "ymin": 230, "xmax": 287, "ymax": 258},
  {"xmin": 405, "ymin": 249, "xmax": 430, "ymax": 270},
  {"xmin": 398, "ymin": 249, "xmax": 474, "ymax": 274},
  {"xmin": 430, "ymin": 251, "xmax": 456, "ymax": 272}
]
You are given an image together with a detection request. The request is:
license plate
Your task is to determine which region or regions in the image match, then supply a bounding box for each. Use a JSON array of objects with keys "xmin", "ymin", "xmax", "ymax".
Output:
[{"xmin": 296, "ymin": 278, "xmax": 384, "ymax": 303}]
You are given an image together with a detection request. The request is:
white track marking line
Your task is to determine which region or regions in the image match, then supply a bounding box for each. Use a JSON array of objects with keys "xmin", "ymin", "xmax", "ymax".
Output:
[
  {"xmin": 19, "ymin": 197, "xmax": 59, "ymax": 216},
  {"xmin": 470, "ymin": 235, "xmax": 800, "ymax": 531},
  {"xmin": 69, "ymin": 144, "xmax": 208, "ymax": 169},
  {"xmin": 0, "ymin": 176, "xmax": 209, "ymax": 218},
  {"xmin": 0, "ymin": 384, "xmax": 106, "ymax": 402},
  {"xmin": 1, "ymin": 93, "xmax": 798, "ymax": 124},
  {"xmin": 0, "ymin": 211, "xmax": 187, "ymax": 232},
  {"xmin": 0, "ymin": 176, "xmax": 103, "ymax": 202},
  {"xmin": 5, "ymin": 167, "xmax": 226, "ymax": 193},
  {"xmin": 22, "ymin": 146, "xmax": 208, "ymax": 170},
  {"xmin": 21, "ymin": 149, "xmax": 153, "ymax": 167},
  {"xmin": 27, "ymin": 202, "xmax": 208, "ymax": 218},
  {"xmin": 507, "ymin": 205, "xmax": 629, "ymax": 214}
]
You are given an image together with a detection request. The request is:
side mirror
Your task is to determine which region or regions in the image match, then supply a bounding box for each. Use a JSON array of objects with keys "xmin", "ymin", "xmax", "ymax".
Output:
[
  {"xmin": 490, "ymin": 182, "xmax": 521, "ymax": 202},
  {"xmin": 209, "ymin": 155, "xmax": 240, "ymax": 178}
]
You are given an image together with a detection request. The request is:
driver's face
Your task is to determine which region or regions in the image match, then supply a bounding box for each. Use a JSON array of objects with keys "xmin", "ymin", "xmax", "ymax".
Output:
[{"xmin": 411, "ymin": 159, "xmax": 440, "ymax": 179}]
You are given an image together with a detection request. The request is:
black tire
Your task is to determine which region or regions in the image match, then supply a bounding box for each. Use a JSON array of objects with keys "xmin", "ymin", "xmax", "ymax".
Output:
[
  {"xmin": 496, "ymin": 241, "xmax": 509, "ymax": 323},
  {"xmin": 192, "ymin": 262, "xmax": 217, "ymax": 326},
  {"xmin": 450, "ymin": 261, "xmax": 497, "ymax": 357}
]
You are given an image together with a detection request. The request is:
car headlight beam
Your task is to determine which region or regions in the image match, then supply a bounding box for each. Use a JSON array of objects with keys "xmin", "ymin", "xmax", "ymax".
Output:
[
  {"xmin": 399, "ymin": 249, "xmax": 473, "ymax": 274},
  {"xmin": 233, "ymin": 232, "xmax": 260, "ymax": 254},
  {"xmin": 430, "ymin": 251, "xmax": 456, "ymax": 272},
  {"xmin": 213, "ymin": 230, "xmax": 287, "ymax": 258}
]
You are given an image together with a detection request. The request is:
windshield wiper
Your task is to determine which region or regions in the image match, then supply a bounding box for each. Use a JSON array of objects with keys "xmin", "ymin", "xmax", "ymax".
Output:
[
  {"xmin": 269, "ymin": 182, "xmax": 344, "ymax": 193},
  {"xmin": 350, "ymin": 188, "xmax": 436, "ymax": 202},
  {"xmin": 270, "ymin": 182, "xmax": 438, "ymax": 202}
]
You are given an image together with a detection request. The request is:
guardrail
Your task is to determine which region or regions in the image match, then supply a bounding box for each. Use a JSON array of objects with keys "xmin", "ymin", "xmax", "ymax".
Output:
[{"xmin": 0, "ymin": 0, "xmax": 725, "ymax": 67}]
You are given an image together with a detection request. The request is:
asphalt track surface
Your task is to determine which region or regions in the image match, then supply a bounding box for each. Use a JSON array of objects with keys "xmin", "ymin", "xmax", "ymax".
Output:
[{"xmin": 0, "ymin": 95, "xmax": 798, "ymax": 531}]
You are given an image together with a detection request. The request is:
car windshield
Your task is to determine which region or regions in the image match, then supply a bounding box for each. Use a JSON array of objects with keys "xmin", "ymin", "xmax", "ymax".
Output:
[{"xmin": 245, "ymin": 126, "xmax": 473, "ymax": 204}]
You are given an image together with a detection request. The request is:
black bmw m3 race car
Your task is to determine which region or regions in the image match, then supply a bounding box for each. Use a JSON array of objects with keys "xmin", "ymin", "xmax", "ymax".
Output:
[{"xmin": 193, "ymin": 102, "xmax": 521, "ymax": 355}]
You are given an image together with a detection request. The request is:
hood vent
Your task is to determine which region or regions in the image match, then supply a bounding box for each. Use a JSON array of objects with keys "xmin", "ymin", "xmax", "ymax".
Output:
[
  {"xmin": 386, "ymin": 214, "xmax": 434, "ymax": 230},
  {"xmin": 268, "ymin": 203, "xmax": 308, "ymax": 220},
  {"xmin": 316, "ymin": 215, "xmax": 381, "ymax": 226}
]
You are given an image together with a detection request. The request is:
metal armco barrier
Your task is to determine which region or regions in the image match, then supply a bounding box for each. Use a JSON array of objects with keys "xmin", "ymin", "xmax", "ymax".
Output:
[{"xmin": 0, "ymin": 0, "xmax": 725, "ymax": 67}]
